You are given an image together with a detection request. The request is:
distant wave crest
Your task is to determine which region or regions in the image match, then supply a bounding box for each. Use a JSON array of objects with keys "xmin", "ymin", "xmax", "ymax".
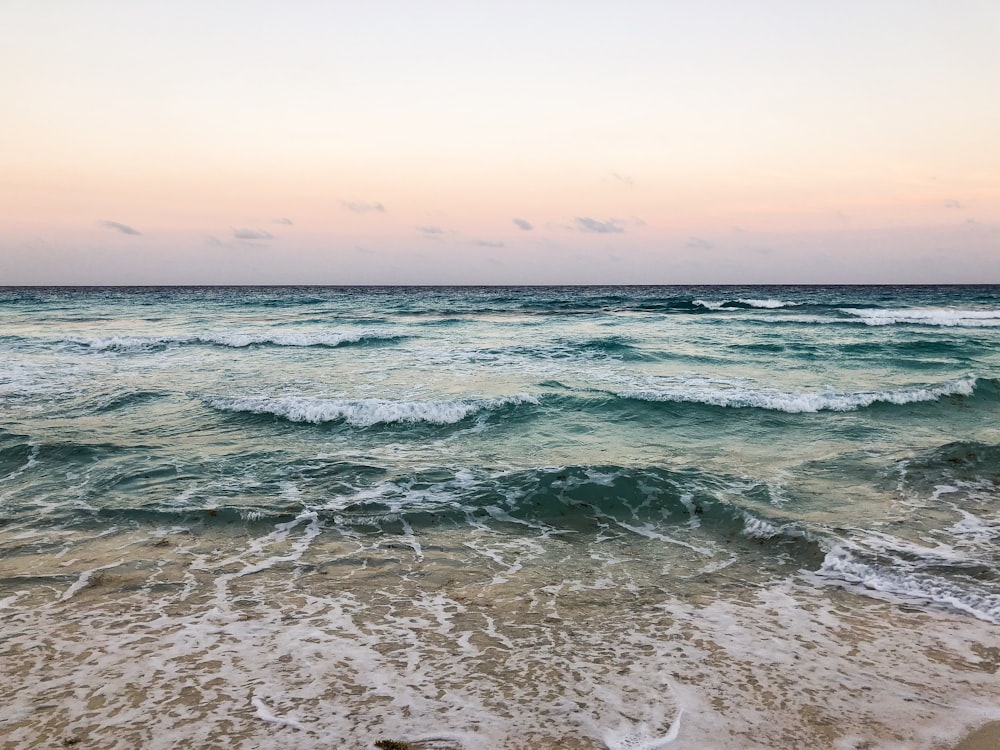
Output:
[
  {"xmin": 693, "ymin": 298, "xmax": 799, "ymax": 311},
  {"xmin": 67, "ymin": 330, "xmax": 405, "ymax": 352},
  {"xmin": 841, "ymin": 308, "xmax": 1000, "ymax": 327}
]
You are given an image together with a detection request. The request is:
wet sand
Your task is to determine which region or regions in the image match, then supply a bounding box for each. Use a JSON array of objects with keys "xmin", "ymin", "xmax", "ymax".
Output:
[
  {"xmin": 953, "ymin": 721, "xmax": 1000, "ymax": 750},
  {"xmin": 2, "ymin": 524, "xmax": 999, "ymax": 750}
]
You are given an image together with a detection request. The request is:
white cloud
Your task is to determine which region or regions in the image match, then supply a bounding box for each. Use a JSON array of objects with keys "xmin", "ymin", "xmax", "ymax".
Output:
[{"xmin": 342, "ymin": 200, "xmax": 386, "ymax": 214}]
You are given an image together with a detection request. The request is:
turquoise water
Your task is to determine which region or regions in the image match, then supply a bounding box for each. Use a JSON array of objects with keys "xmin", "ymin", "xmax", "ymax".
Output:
[{"xmin": 2, "ymin": 286, "xmax": 999, "ymax": 748}]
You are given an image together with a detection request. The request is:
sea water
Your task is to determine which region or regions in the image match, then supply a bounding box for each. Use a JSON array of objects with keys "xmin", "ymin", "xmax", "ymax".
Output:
[{"xmin": 1, "ymin": 285, "xmax": 998, "ymax": 749}]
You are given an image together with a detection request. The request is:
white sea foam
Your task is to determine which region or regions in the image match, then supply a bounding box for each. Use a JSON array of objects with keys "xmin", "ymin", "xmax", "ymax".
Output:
[
  {"xmin": 737, "ymin": 298, "xmax": 797, "ymax": 309},
  {"xmin": 841, "ymin": 308, "xmax": 1000, "ymax": 327},
  {"xmin": 69, "ymin": 336, "xmax": 166, "ymax": 352},
  {"xmin": 948, "ymin": 509, "xmax": 1000, "ymax": 545},
  {"xmin": 816, "ymin": 544, "xmax": 1000, "ymax": 623},
  {"xmin": 251, "ymin": 695, "xmax": 305, "ymax": 731},
  {"xmin": 692, "ymin": 299, "xmax": 728, "ymax": 311},
  {"xmin": 60, "ymin": 559, "xmax": 124, "ymax": 601},
  {"xmin": 603, "ymin": 709, "xmax": 682, "ymax": 750},
  {"xmin": 741, "ymin": 516, "xmax": 781, "ymax": 539},
  {"xmin": 199, "ymin": 331, "xmax": 401, "ymax": 348},
  {"xmin": 617, "ymin": 374, "xmax": 978, "ymax": 413},
  {"xmin": 0, "ymin": 592, "xmax": 27, "ymax": 609},
  {"xmin": 204, "ymin": 393, "xmax": 538, "ymax": 426},
  {"xmin": 693, "ymin": 298, "xmax": 796, "ymax": 311},
  {"xmin": 68, "ymin": 330, "xmax": 402, "ymax": 351}
]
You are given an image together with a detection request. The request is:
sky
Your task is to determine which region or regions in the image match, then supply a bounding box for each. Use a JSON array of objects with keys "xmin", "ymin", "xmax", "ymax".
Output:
[{"xmin": 2, "ymin": 0, "xmax": 999, "ymax": 284}]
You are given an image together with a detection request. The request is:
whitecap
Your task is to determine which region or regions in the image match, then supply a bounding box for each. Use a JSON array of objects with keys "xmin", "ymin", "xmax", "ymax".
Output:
[
  {"xmin": 198, "ymin": 330, "xmax": 402, "ymax": 347},
  {"xmin": 737, "ymin": 298, "xmax": 797, "ymax": 309},
  {"xmin": 65, "ymin": 330, "xmax": 403, "ymax": 352},
  {"xmin": 204, "ymin": 393, "xmax": 539, "ymax": 427},
  {"xmin": 841, "ymin": 308, "xmax": 1000, "ymax": 327},
  {"xmin": 616, "ymin": 374, "xmax": 978, "ymax": 414},
  {"xmin": 692, "ymin": 300, "xmax": 728, "ymax": 311}
]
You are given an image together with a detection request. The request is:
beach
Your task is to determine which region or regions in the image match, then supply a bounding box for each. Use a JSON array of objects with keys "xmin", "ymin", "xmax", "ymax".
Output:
[{"xmin": 2, "ymin": 525, "xmax": 998, "ymax": 748}]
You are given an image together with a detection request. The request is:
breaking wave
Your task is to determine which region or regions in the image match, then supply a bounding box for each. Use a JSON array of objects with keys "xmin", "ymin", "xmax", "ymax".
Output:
[
  {"xmin": 65, "ymin": 330, "xmax": 406, "ymax": 352},
  {"xmin": 616, "ymin": 374, "xmax": 982, "ymax": 413},
  {"xmin": 204, "ymin": 393, "xmax": 539, "ymax": 427},
  {"xmin": 841, "ymin": 308, "xmax": 1000, "ymax": 327},
  {"xmin": 816, "ymin": 541, "xmax": 1000, "ymax": 623}
]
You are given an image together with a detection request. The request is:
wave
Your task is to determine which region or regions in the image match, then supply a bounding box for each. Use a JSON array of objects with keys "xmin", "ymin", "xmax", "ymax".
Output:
[
  {"xmin": 333, "ymin": 292, "xmax": 815, "ymax": 317},
  {"xmin": 541, "ymin": 336, "xmax": 652, "ymax": 361},
  {"xmin": 64, "ymin": 330, "xmax": 407, "ymax": 352},
  {"xmin": 694, "ymin": 298, "xmax": 799, "ymax": 311},
  {"xmin": 615, "ymin": 374, "xmax": 982, "ymax": 413},
  {"xmin": 203, "ymin": 375, "xmax": 990, "ymax": 429},
  {"xmin": 79, "ymin": 463, "xmax": 824, "ymax": 567},
  {"xmin": 902, "ymin": 440, "xmax": 1000, "ymax": 480},
  {"xmin": 0, "ymin": 432, "xmax": 37, "ymax": 480},
  {"xmin": 840, "ymin": 308, "xmax": 1000, "ymax": 327},
  {"xmin": 838, "ymin": 339, "xmax": 976, "ymax": 357},
  {"xmin": 203, "ymin": 393, "xmax": 539, "ymax": 427},
  {"xmin": 816, "ymin": 541, "xmax": 999, "ymax": 623},
  {"xmin": 737, "ymin": 298, "xmax": 799, "ymax": 309},
  {"xmin": 326, "ymin": 463, "xmax": 822, "ymax": 551}
]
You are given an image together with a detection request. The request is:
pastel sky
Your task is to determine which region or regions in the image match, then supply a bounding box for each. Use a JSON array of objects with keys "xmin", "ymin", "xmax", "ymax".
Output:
[{"xmin": 2, "ymin": 0, "xmax": 998, "ymax": 284}]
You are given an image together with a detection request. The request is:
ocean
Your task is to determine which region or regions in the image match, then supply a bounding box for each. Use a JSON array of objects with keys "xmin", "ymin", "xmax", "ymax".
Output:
[{"xmin": 1, "ymin": 285, "xmax": 998, "ymax": 749}]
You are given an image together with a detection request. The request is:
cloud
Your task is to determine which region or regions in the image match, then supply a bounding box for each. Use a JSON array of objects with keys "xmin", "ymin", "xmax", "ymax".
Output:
[
  {"xmin": 342, "ymin": 200, "xmax": 386, "ymax": 214},
  {"xmin": 99, "ymin": 220, "xmax": 141, "ymax": 235},
  {"xmin": 512, "ymin": 218, "xmax": 534, "ymax": 231},
  {"xmin": 605, "ymin": 172, "xmax": 635, "ymax": 187},
  {"xmin": 476, "ymin": 240, "xmax": 505, "ymax": 248},
  {"xmin": 944, "ymin": 199, "xmax": 963, "ymax": 209},
  {"xmin": 575, "ymin": 217, "xmax": 625, "ymax": 234},
  {"xmin": 417, "ymin": 225, "xmax": 444, "ymax": 235},
  {"xmin": 232, "ymin": 228, "xmax": 274, "ymax": 241},
  {"xmin": 686, "ymin": 236, "xmax": 713, "ymax": 250},
  {"xmin": 273, "ymin": 217, "xmax": 294, "ymax": 225}
]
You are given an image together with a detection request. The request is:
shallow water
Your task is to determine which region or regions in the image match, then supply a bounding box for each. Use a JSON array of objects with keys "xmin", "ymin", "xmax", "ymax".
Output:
[{"xmin": 2, "ymin": 285, "xmax": 999, "ymax": 748}]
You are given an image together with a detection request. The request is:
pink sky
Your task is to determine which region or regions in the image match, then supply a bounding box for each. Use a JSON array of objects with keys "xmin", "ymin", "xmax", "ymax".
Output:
[{"xmin": 2, "ymin": 1, "xmax": 998, "ymax": 283}]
